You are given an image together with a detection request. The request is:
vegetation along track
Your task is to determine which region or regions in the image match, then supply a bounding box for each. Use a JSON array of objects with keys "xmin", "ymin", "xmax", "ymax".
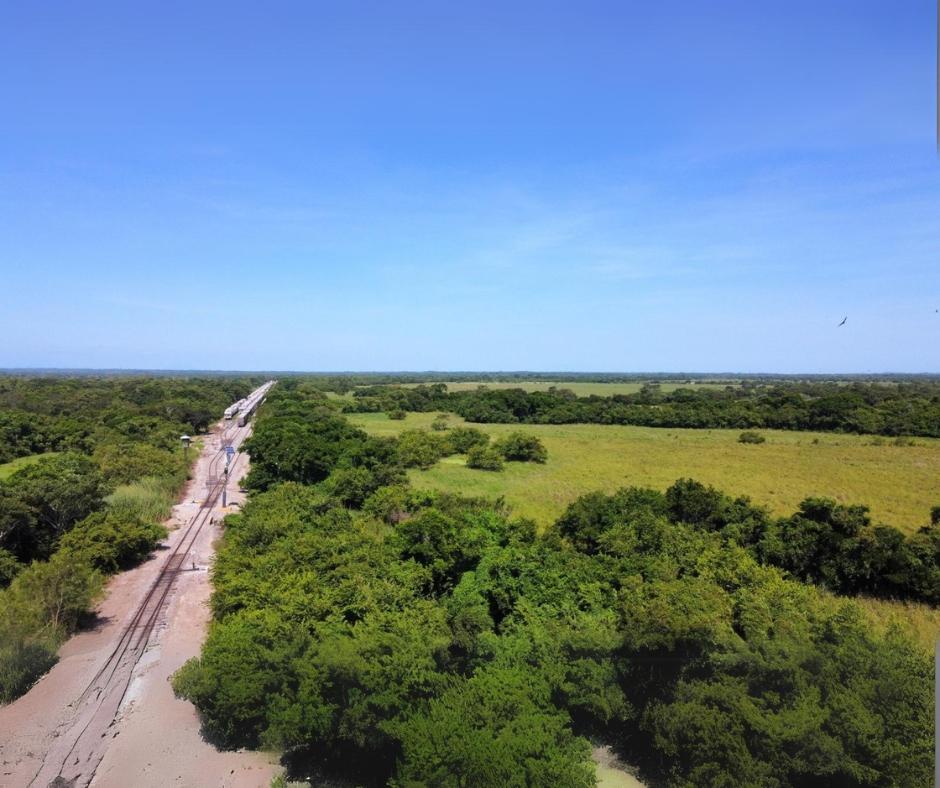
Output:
[{"xmin": 27, "ymin": 415, "xmax": 254, "ymax": 788}]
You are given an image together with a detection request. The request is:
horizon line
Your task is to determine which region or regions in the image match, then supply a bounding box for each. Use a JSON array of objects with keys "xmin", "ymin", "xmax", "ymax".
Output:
[{"xmin": 2, "ymin": 367, "xmax": 940, "ymax": 378}]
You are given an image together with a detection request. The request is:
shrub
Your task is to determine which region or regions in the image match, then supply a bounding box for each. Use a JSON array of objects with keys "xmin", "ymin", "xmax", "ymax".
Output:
[
  {"xmin": 431, "ymin": 415, "xmax": 450, "ymax": 432},
  {"xmin": 92, "ymin": 442, "xmax": 184, "ymax": 485},
  {"xmin": 388, "ymin": 409, "xmax": 407, "ymax": 420},
  {"xmin": 738, "ymin": 431, "xmax": 766, "ymax": 444},
  {"xmin": 495, "ymin": 432, "xmax": 548, "ymax": 463},
  {"xmin": 0, "ymin": 551, "xmax": 104, "ymax": 635},
  {"xmin": 466, "ymin": 445, "xmax": 504, "ymax": 471},
  {"xmin": 447, "ymin": 426, "xmax": 490, "ymax": 454},
  {"xmin": 0, "ymin": 550, "xmax": 105, "ymax": 701},
  {"xmin": 363, "ymin": 485, "xmax": 411, "ymax": 523},
  {"xmin": 665, "ymin": 478, "xmax": 725, "ymax": 527},
  {"xmin": 322, "ymin": 467, "xmax": 378, "ymax": 508},
  {"xmin": 396, "ymin": 430, "xmax": 450, "ymax": 469},
  {"xmin": 390, "ymin": 668, "xmax": 594, "ymax": 787},
  {"xmin": 58, "ymin": 511, "xmax": 166, "ymax": 574}
]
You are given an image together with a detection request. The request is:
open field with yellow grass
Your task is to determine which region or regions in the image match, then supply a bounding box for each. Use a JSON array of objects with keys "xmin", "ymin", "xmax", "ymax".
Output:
[{"xmin": 349, "ymin": 412, "xmax": 940, "ymax": 534}]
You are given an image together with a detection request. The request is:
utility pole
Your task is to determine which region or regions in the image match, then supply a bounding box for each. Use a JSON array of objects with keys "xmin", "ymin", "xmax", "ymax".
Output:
[
  {"xmin": 222, "ymin": 445, "xmax": 234, "ymax": 508},
  {"xmin": 222, "ymin": 460, "xmax": 228, "ymax": 508}
]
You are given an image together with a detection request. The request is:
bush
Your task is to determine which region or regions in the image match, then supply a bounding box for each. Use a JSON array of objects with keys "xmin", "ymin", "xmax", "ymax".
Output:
[
  {"xmin": 396, "ymin": 430, "xmax": 450, "ymax": 469},
  {"xmin": 495, "ymin": 432, "xmax": 548, "ymax": 463},
  {"xmin": 431, "ymin": 415, "xmax": 450, "ymax": 432},
  {"xmin": 92, "ymin": 442, "xmax": 184, "ymax": 485},
  {"xmin": 446, "ymin": 426, "xmax": 490, "ymax": 454},
  {"xmin": 363, "ymin": 485, "xmax": 411, "ymax": 523},
  {"xmin": 322, "ymin": 467, "xmax": 379, "ymax": 508},
  {"xmin": 0, "ymin": 551, "xmax": 105, "ymax": 701},
  {"xmin": 0, "ymin": 551, "xmax": 104, "ymax": 635},
  {"xmin": 466, "ymin": 445, "xmax": 504, "ymax": 471},
  {"xmin": 58, "ymin": 511, "xmax": 166, "ymax": 574},
  {"xmin": 738, "ymin": 431, "xmax": 766, "ymax": 444},
  {"xmin": 388, "ymin": 409, "xmax": 407, "ymax": 420},
  {"xmin": 390, "ymin": 668, "xmax": 594, "ymax": 787}
]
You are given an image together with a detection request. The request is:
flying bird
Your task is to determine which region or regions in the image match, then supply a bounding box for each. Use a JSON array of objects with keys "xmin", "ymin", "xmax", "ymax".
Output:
[{"xmin": 837, "ymin": 316, "xmax": 847, "ymax": 327}]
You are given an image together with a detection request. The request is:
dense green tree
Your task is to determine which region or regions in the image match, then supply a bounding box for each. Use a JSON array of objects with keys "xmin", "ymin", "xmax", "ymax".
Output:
[
  {"xmin": 57, "ymin": 510, "xmax": 166, "ymax": 573},
  {"xmin": 390, "ymin": 668, "xmax": 595, "ymax": 788},
  {"xmin": 555, "ymin": 487, "xmax": 667, "ymax": 554},
  {"xmin": 91, "ymin": 441, "xmax": 182, "ymax": 485},
  {"xmin": 1, "ymin": 454, "xmax": 108, "ymax": 561},
  {"xmin": 0, "ymin": 550, "xmax": 103, "ymax": 637},
  {"xmin": 243, "ymin": 407, "xmax": 366, "ymax": 489},
  {"xmin": 396, "ymin": 430, "xmax": 450, "ymax": 469},
  {"xmin": 0, "ymin": 487, "xmax": 36, "ymax": 564},
  {"xmin": 495, "ymin": 432, "xmax": 548, "ymax": 463},
  {"xmin": 466, "ymin": 444, "xmax": 504, "ymax": 471},
  {"xmin": 446, "ymin": 426, "xmax": 490, "ymax": 454}
]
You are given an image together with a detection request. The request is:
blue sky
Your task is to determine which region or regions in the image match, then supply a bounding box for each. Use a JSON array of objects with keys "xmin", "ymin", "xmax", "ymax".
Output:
[{"xmin": 1, "ymin": 1, "xmax": 937, "ymax": 372}]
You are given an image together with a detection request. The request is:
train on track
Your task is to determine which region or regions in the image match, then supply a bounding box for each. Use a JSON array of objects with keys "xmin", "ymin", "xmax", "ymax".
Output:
[{"xmin": 225, "ymin": 380, "xmax": 275, "ymax": 426}]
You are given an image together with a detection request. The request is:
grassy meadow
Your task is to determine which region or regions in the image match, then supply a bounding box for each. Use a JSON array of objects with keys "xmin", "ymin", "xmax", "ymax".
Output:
[
  {"xmin": 352, "ymin": 410, "xmax": 940, "ymax": 651},
  {"xmin": 349, "ymin": 412, "xmax": 940, "ymax": 534}
]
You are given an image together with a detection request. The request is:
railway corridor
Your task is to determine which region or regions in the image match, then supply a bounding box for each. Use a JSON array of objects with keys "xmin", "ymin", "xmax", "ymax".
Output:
[{"xmin": 0, "ymin": 384, "xmax": 277, "ymax": 788}]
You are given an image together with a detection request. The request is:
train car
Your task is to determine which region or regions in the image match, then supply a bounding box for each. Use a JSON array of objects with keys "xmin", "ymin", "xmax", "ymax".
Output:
[
  {"xmin": 224, "ymin": 398, "xmax": 247, "ymax": 421},
  {"xmin": 232, "ymin": 382, "xmax": 275, "ymax": 427}
]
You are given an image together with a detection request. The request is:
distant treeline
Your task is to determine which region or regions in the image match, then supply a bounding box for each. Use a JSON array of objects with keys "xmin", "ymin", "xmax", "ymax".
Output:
[
  {"xmin": 344, "ymin": 381, "xmax": 940, "ymax": 436},
  {"xmin": 176, "ymin": 383, "xmax": 935, "ymax": 787},
  {"xmin": 0, "ymin": 376, "xmax": 260, "ymax": 465}
]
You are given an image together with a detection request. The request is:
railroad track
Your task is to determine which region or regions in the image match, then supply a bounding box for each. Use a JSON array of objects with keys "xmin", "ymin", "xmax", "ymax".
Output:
[{"xmin": 27, "ymin": 410, "xmax": 256, "ymax": 787}]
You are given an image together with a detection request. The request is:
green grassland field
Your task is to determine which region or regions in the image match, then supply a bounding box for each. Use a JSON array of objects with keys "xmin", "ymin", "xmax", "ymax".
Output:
[
  {"xmin": 351, "ymin": 411, "xmax": 940, "ymax": 650},
  {"xmin": 349, "ymin": 412, "xmax": 940, "ymax": 535}
]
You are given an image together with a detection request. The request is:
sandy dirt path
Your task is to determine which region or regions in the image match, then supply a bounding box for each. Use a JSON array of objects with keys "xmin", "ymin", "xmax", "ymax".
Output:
[{"xmin": 0, "ymin": 396, "xmax": 278, "ymax": 788}]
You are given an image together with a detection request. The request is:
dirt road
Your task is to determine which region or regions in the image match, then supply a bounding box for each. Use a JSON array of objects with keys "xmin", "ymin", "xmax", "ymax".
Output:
[{"xmin": 0, "ymin": 395, "xmax": 278, "ymax": 787}]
